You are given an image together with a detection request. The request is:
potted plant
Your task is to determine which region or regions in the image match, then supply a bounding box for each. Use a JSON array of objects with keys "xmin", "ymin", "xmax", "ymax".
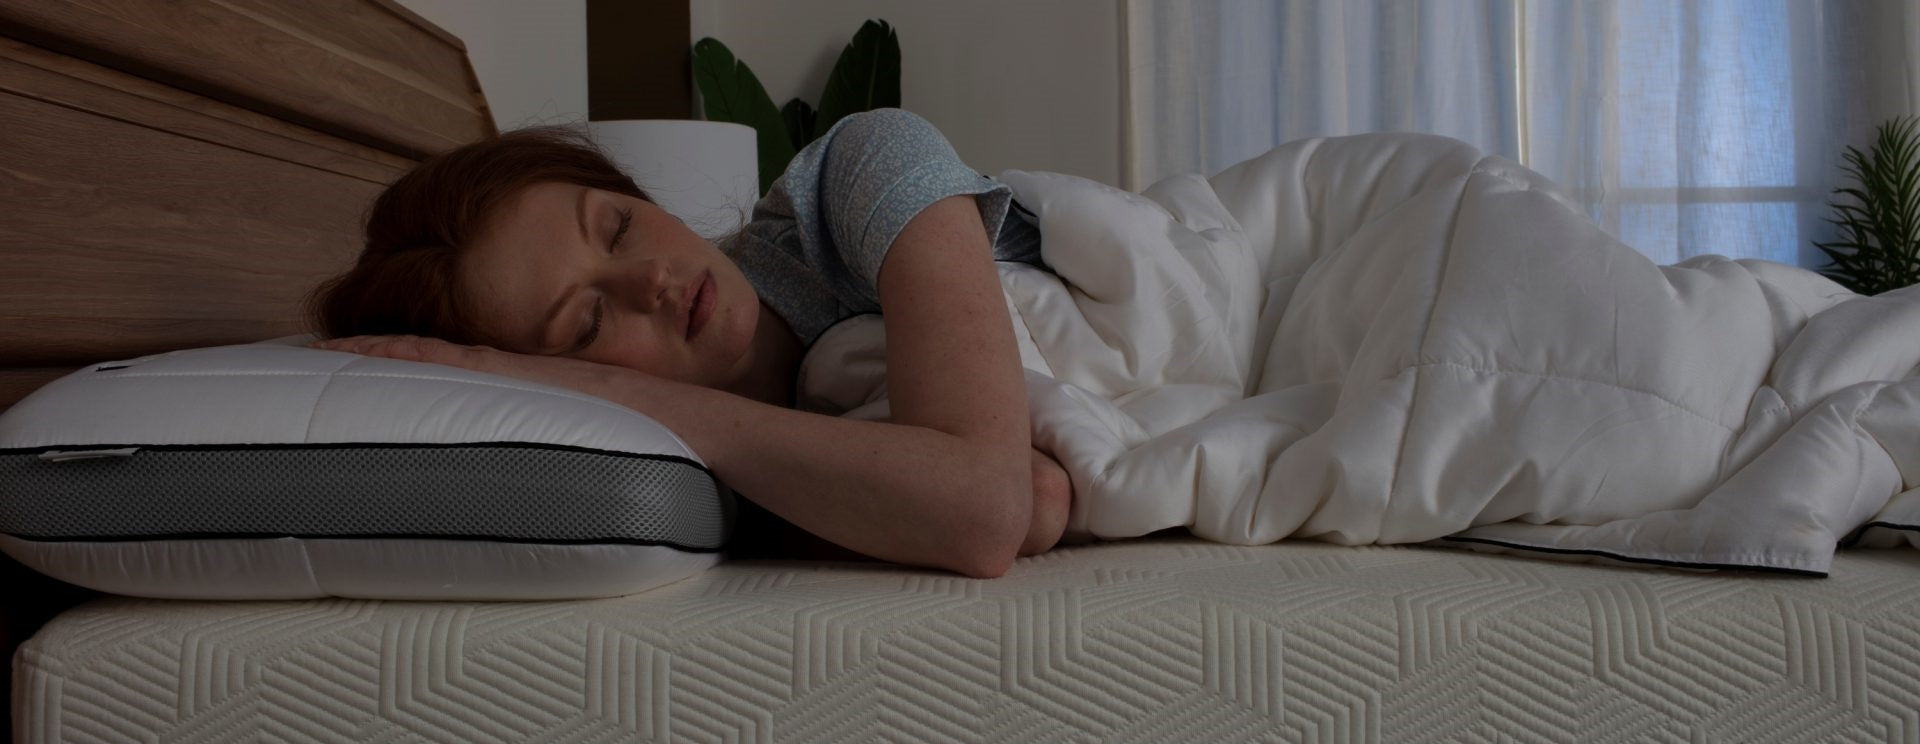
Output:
[
  {"xmin": 1815, "ymin": 116, "xmax": 1920, "ymax": 295},
  {"xmin": 692, "ymin": 20, "xmax": 901, "ymax": 195}
]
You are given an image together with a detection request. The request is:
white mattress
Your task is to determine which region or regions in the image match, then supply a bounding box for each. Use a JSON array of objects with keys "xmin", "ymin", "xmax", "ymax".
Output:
[{"xmin": 16, "ymin": 537, "xmax": 1920, "ymax": 743}]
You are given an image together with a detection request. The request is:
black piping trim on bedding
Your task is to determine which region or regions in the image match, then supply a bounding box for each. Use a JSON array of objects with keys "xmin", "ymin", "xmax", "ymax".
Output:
[
  {"xmin": 0, "ymin": 530, "xmax": 725, "ymax": 553},
  {"xmin": 0, "ymin": 440, "xmax": 714, "ymax": 474},
  {"xmin": 1840, "ymin": 521, "xmax": 1920, "ymax": 547},
  {"xmin": 1437, "ymin": 536, "xmax": 1828, "ymax": 578}
]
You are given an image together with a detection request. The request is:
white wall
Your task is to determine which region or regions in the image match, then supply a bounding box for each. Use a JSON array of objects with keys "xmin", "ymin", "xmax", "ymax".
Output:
[
  {"xmin": 395, "ymin": 0, "xmax": 589, "ymax": 130},
  {"xmin": 691, "ymin": 0, "xmax": 1124, "ymax": 186}
]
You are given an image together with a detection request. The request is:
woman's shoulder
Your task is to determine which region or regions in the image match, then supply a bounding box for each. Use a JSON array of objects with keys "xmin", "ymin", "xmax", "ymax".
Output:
[
  {"xmin": 821, "ymin": 108, "xmax": 941, "ymax": 141},
  {"xmin": 811, "ymin": 108, "xmax": 957, "ymax": 164},
  {"xmin": 761, "ymin": 107, "xmax": 980, "ymax": 223}
]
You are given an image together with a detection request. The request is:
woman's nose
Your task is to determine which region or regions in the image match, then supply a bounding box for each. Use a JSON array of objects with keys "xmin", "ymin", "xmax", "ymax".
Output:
[{"xmin": 616, "ymin": 260, "xmax": 673, "ymax": 314}]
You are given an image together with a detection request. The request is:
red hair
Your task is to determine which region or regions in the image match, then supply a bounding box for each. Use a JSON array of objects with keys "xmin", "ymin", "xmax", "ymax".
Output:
[{"xmin": 309, "ymin": 126, "xmax": 651, "ymax": 344}]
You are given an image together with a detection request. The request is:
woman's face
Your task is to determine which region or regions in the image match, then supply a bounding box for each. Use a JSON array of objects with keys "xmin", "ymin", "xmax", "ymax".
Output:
[{"xmin": 459, "ymin": 182, "xmax": 761, "ymax": 389}]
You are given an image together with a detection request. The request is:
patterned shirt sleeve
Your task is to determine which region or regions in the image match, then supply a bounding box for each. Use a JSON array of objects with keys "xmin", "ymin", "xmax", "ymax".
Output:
[{"xmin": 721, "ymin": 109, "xmax": 1015, "ymax": 344}]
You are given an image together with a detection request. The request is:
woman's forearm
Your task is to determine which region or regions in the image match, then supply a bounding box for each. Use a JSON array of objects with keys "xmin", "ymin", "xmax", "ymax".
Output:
[{"xmin": 599, "ymin": 368, "xmax": 1032, "ymax": 577}]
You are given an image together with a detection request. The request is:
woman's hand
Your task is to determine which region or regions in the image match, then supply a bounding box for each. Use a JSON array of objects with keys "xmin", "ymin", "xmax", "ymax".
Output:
[
  {"xmin": 1020, "ymin": 446, "xmax": 1072, "ymax": 556},
  {"xmin": 309, "ymin": 335, "xmax": 625, "ymax": 396}
]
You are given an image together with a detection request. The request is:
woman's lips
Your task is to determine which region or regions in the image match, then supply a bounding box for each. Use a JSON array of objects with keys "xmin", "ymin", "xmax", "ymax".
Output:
[{"xmin": 686, "ymin": 271, "xmax": 714, "ymax": 340}]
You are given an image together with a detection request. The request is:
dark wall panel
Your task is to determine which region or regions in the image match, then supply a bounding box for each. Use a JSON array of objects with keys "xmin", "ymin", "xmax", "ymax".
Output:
[{"xmin": 587, "ymin": 0, "xmax": 691, "ymax": 120}]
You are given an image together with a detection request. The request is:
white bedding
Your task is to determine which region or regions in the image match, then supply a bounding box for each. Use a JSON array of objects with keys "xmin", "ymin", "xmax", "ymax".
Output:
[
  {"xmin": 17, "ymin": 539, "xmax": 1920, "ymax": 742},
  {"xmin": 799, "ymin": 133, "xmax": 1920, "ymax": 575}
]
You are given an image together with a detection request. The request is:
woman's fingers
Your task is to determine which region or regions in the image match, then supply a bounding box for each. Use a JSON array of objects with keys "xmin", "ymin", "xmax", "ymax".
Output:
[
  {"xmin": 310, "ymin": 335, "xmax": 492, "ymax": 368},
  {"xmin": 309, "ymin": 335, "xmax": 623, "ymax": 397},
  {"xmin": 1020, "ymin": 446, "xmax": 1072, "ymax": 556}
]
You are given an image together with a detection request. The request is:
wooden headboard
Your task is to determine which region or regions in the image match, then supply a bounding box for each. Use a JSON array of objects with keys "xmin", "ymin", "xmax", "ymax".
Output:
[{"xmin": 0, "ymin": 0, "xmax": 495, "ymax": 411}]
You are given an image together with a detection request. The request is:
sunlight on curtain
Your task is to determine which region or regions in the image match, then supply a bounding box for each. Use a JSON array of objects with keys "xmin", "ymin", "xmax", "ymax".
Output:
[
  {"xmin": 1126, "ymin": 0, "xmax": 1916, "ymax": 267},
  {"xmin": 1127, "ymin": 1, "xmax": 1518, "ymax": 187},
  {"xmin": 1534, "ymin": 0, "xmax": 1800, "ymax": 264}
]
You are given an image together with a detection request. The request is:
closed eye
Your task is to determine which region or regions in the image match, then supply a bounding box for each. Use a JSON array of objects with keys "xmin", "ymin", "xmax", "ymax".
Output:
[
  {"xmin": 573, "ymin": 299, "xmax": 603, "ymax": 352},
  {"xmin": 570, "ymin": 205, "xmax": 630, "ymax": 351},
  {"xmin": 609, "ymin": 207, "xmax": 633, "ymax": 252}
]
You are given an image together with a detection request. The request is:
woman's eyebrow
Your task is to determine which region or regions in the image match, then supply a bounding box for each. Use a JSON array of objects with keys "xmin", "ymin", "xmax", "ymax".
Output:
[{"xmin": 575, "ymin": 187, "xmax": 589, "ymax": 245}]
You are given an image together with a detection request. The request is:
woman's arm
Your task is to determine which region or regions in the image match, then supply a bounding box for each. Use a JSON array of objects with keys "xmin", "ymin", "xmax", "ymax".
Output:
[
  {"xmin": 323, "ymin": 198, "xmax": 1036, "ymax": 577},
  {"xmin": 732, "ymin": 445, "xmax": 1068, "ymax": 562},
  {"xmin": 695, "ymin": 195, "xmax": 1033, "ymax": 576},
  {"xmin": 336, "ymin": 343, "xmax": 1035, "ymax": 576}
]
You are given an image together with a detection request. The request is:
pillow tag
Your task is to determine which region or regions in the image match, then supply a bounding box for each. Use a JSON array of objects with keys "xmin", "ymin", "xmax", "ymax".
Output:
[{"xmin": 37, "ymin": 447, "xmax": 141, "ymax": 462}]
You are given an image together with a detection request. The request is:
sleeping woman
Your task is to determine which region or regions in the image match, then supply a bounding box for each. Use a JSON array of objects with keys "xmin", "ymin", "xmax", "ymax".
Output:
[
  {"xmin": 311, "ymin": 106, "xmax": 1920, "ymax": 576},
  {"xmin": 310, "ymin": 109, "xmax": 1070, "ymax": 578}
]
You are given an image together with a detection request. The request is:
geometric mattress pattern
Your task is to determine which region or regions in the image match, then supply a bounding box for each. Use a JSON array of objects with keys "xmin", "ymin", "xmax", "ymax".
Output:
[{"xmin": 16, "ymin": 537, "xmax": 1920, "ymax": 743}]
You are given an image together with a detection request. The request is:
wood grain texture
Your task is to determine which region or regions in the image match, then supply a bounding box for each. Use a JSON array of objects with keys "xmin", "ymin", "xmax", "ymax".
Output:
[
  {"xmin": 0, "ymin": 37, "xmax": 413, "ymax": 182},
  {"xmin": 0, "ymin": 0, "xmax": 494, "ymax": 158},
  {"xmin": 0, "ymin": 86, "xmax": 384, "ymax": 367},
  {"xmin": 0, "ymin": 0, "xmax": 498, "ymax": 409}
]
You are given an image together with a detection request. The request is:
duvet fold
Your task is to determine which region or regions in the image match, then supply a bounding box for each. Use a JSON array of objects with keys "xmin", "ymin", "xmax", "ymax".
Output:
[{"xmin": 794, "ymin": 133, "xmax": 1920, "ymax": 575}]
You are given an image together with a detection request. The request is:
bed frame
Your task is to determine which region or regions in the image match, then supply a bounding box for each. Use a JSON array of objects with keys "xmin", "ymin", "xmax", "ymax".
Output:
[
  {"xmin": 0, "ymin": 0, "xmax": 494, "ymax": 413},
  {"xmin": 0, "ymin": 0, "xmax": 494, "ymax": 727}
]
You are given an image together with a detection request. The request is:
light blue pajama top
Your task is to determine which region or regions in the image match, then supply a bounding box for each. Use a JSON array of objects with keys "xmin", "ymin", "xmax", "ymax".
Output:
[{"xmin": 720, "ymin": 108, "xmax": 1046, "ymax": 347}]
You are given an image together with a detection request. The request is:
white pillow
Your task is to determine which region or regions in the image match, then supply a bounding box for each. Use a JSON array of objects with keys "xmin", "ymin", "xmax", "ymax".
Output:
[{"xmin": 0, "ymin": 338, "xmax": 732, "ymax": 600}]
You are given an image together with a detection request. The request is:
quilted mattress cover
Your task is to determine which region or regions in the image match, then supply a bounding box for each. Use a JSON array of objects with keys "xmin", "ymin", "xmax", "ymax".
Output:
[{"xmin": 16, "ymin": 537, "xmax": 1920, "ymax": 743}]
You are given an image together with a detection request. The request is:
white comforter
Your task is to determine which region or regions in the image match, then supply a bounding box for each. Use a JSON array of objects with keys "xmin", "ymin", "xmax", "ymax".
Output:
[{"xmin": 795, "ymin": 133, "xmax": 1920, "ymax": 575}]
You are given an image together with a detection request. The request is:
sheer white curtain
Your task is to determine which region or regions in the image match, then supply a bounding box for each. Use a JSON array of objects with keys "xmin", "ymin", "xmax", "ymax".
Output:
[{"xmin": 1126, "ymin": 0, "xmax": 1919, "ymax": 266}]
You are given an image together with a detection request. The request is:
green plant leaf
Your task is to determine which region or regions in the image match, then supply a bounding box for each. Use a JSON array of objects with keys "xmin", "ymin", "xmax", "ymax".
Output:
[
  {"xmin": 781, "ymin": 98, "xmax": 817, "ymax": 153},
  {"xmin": 691, "ymin": 37, "xmax": 797, "ymax": 195},
  {"xmin": 1817, "ymin": 115, "xmax": 1920, "ymax": 295},
  {"xmin": 813, "ymin": 19, "xmax": 902, "ymax": 138}
]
